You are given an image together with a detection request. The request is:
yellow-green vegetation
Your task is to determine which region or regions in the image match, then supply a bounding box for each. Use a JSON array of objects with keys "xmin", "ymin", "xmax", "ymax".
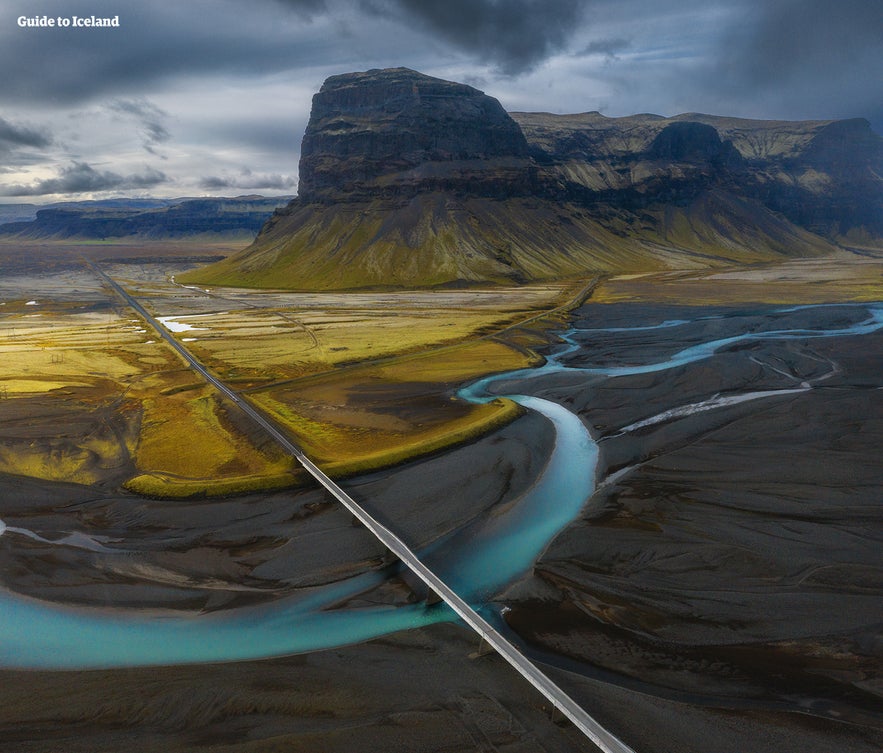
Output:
[
  {"xmin": 126, "ymin": 280, "xmax": 582, "ymax": 482},
  {"xmin": 123, "ymin": 471, "xmax": 300, "ymax": 498},
  {"xmin": 2, "ymin": 264, "xmax": 582, "ymax": 497},
  {"xmin": 593, "ymin": 257, "xmax": 883, "ymax": 305},
  {"xmin": 150, "ymin": 283, "xmax": 573, "ymax": 386},
  {"xmin": 125, "ymin": 378, "xmax": 294, "ymax": 497},
  {"xmin": 255, "ymin": 393, "xmax": 521, "ymax": 478},
  {"xmin": 0, "ymin": 309, "xmax": 147, "ymax": 485},
  {"xmin": 249, "ymin": 339, "xmax": 532, "ymax": 477},
  {"xmin": 0, "ymin": 421, "xmax": 129, "ymax": 486},
  {"xmin": 181, "ymin": 192, "xmax": 836, "ymax": 292},
  {"xmin": 0, "ymin": 300, "xmax": 297, "ymax": 497}
]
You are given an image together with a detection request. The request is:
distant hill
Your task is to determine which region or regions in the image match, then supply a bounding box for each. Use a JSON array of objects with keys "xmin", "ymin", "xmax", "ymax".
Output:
[
  {"xmin": 171, "ymin": 68, "xmax": 876, "ymax": 289},
  {"xmin": 0, "ymin": 196, "xmax": 292, "ymax": 241},
  {"xmin": 0, "ymin": 199, "xmax": 184, "ymax": 228}
]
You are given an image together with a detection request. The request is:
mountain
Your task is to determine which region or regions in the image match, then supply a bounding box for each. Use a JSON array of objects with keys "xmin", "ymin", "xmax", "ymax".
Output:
[
  {"xmin": 0, "ymin": 196, "xmax": 291, "ymax": 241},
  {"xmin": 0, "ymin": 199, "xmax": 181, "ymax": 227},
  {"xmin": 297, "ymin": 68, "xmax": 534, "ymax": 203},
  {"xmin": 181, "ymin": 68, "xmax": 882, "ymax": 290},
  {"xmin": 514, "ymin": 111, "xmax": 883, "ymax": 244}
]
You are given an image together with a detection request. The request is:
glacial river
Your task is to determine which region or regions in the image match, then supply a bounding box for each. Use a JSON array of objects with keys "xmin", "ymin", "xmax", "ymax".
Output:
[{"xmin": 0, "ymin": 301, "xmax": 880, "ymax": 669}]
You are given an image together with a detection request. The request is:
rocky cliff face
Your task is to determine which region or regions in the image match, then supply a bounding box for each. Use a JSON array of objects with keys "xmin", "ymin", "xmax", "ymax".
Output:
[
  {"xmin": 183, "ymin": 68, "xmax": 881, "ymax": 290},
  {"xmin": 647, "ymin": 121, "xmax": 744, "ymax": 165},
  {"xmin": 299, "ymin": 68, "xmax": 534, "ymax": 202},
  {"xmin": 514, "ymin": 111, "xmax": 883, "ymax": 240}
]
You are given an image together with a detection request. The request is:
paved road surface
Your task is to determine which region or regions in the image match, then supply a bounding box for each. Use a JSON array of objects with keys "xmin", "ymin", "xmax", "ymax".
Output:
[{"xmin": 92, "ymin": 263, "xmax": 637, "ymax": 753}]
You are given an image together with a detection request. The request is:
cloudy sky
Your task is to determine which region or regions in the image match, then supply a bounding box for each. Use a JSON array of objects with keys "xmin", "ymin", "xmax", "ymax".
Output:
[{"xmin": 1, "ymin": 0, "xmax": 880, "ymax": 202}]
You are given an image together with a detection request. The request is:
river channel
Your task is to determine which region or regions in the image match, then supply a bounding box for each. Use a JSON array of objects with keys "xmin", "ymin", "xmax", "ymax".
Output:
[{"xmin": 0, "ymin": 300, "xmax": 880, "ymax": 669}]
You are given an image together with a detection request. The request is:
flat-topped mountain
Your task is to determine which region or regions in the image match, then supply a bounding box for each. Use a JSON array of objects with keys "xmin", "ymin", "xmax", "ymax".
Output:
[
  {"xmin": 183, "ymin": 68, "xmax": 882, "ymax": 290},
  {"xmin": 299, "ymin": 68, "xmax": 533, "ymax": 202},
  {"xmin": 0, "ymin": 196, "xmax": 291, "ymax": 241}
]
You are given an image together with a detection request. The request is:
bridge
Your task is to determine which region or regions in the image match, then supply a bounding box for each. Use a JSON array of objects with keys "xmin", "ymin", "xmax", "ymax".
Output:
[{"xmin": 92, "ymin": 263, "xmax": 637, "ymax": 753}]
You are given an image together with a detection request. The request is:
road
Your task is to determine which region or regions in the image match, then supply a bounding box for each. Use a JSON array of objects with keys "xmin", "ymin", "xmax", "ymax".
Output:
[{"xmin": 92, "ymin": 263, "xmax": 637, "ymax": 753}]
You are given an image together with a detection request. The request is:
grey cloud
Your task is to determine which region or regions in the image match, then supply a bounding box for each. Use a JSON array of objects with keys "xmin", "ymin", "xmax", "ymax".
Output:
[
  {"xmin": 363, "ymin": 0, "xmax": 586, "ymax": 73},
  {"xmin": 710, "ymin": 0, "xmax": 883, "ymax": 125},
  {"xmin": 2, "ymin": 162, "xmax": 168, "ymax": 196},
  {"xmin": 107, "ymin": 99, "xmax": 171, "ymax": 154},
  {"xmin": 0, "ymin": 0, "xmax": 333, "ymax": 105},
  {"xmin": 201, "ymin": 120, "xmax": 303, "ymax": 156},
  {"xmin": 723, "ymin": 0, "xmax": 882, "ymax": 84},
  {"xmin": 199, "ymin": 176, "xmax": 234, "ymax": 189},
  {"xmin": 0, "ymin": 116, "xmax": 53, "ymax": 154},
  {"xmin": 199, "ymin": 169, "xmax": 296, "ymax": 190},
  {"xmin": 268, "ymin": 0, "xmax": 330, "ymax": 16},
  {"xmin": 578, "ymin": 37, "xmax": 630, "ymax": 59}
]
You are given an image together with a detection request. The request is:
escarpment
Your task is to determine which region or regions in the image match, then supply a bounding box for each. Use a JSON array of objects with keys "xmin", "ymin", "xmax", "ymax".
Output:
[{"xmin": 183, "ymin": 68, "xmax": 882, "ymax": 290}]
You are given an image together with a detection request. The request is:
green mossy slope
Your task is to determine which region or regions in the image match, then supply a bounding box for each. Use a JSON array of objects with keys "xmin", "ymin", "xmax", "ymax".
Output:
[{"xmin": 182, "ymin": 191, "xmax": 836, "ymax": 290}]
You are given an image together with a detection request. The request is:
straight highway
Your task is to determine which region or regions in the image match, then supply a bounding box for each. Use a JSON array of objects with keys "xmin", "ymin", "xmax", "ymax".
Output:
[{"xmin": 91, "ymin": 262, "xmax": 637, "ymax": 753}]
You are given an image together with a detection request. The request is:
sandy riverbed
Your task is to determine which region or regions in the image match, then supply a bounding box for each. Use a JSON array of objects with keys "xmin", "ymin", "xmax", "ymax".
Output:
[
  {"xmin": 1, "ymin": 250, "xmax": 881, "ymax": 751},
  {"xmin": 499, "ymin": 301, "xmax": 883, "ymax": 752}
]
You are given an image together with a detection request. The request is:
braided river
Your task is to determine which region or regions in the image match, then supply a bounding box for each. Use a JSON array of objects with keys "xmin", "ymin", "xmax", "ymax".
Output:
[{"xmin": 0, "ymin": 300, "xmax": 880, "ymax": 669}]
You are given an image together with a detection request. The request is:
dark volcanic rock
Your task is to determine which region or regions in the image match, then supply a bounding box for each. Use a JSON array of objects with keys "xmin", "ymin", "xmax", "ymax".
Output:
[
  {"xmin": 647, "ymin": 121, "xmax": 744, "ymax": 169},
  {"xmin": 298, "ymin": 67, "xmax": 533, "ymax": 202},
  {"xmin": 765, "ymin": 118, "xmax": 883, "ymax": 237},
  {"xmin": 800, "ymin": 118, "xmax": 883, "ymax": 174},
  {"xmin": 514, "ymin": 110, "xmax": 883, "ymax": 239}
]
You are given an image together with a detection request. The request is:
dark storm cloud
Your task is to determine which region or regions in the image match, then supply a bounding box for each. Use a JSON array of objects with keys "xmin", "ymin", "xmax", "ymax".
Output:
[
  {"xmin": 0, "ymin": 0, "xmax": 331, "ymax": 105},
  {"xmin": 4, "ymin": 0, "xmax": 588, "ymax": 105},
  {"xmin": 1, "ymin": 162, "xmax": 168, "ymax": 196},
  {"xmin": 0, "ymin": 116, "xmax": 53, "ymax": 154},
  {"xmin": 721, "ymin": 0, "xmax": 882, "ymax": 84},
  {"xmin": 710, "ymin": 0, "xmax": 883, "ymax": 126},
  {"xmin": 107, "ymin": 99, "xmax": 171, "ymax": 155},
  {"xmin": 363, "ymin": 0, "xmax": 586, "ymax": 73}
]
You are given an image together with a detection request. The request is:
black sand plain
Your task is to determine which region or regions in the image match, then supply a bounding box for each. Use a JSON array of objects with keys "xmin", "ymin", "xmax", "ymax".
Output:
[{"xmin": 0, "ymin": 251, "xmax": 880, "ymax": 752}]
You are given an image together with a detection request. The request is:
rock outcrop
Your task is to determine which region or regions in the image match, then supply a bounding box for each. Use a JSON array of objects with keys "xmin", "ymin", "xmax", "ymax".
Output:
[
  {"xmin": 183, "ymin": 68, "xmax": 882, "ymax": 290},
  {"xmin": 515, "ymin": 111, "xmax": 883, "ymax": 240},
  {"xmin": 647, "ymin": 121, "xmax": 743, "ymax": 166},
  {"xmin": 299, "ymin": 68, "xmax": 534, "ymax": 202}
]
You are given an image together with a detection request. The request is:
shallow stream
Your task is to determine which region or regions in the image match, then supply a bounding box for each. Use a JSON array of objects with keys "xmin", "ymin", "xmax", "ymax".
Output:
[{"xmin": 0, "ymin": 301, "xmax": 879, "ymax": 668}]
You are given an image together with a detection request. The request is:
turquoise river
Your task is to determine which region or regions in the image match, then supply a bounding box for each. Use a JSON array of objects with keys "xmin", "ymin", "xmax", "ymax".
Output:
[{"xmin": 0, "ymin": 301, "xmax": 880, "ymax": 668}]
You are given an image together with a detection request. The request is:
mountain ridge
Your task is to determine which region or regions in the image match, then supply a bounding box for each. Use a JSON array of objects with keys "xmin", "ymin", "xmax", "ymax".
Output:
[
  {"xmin": 0, "ymin": 195, "xmax": 292, "ymax": 241},
  {"xmin": 157, "ymin": 68, "xmax": 882, "ymax": 288}
]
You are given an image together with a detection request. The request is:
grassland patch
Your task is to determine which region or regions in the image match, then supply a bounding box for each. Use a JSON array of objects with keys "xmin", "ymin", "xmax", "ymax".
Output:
[
  {"xmin": 593, "ymin": 257, "xmax": 883, "ymax": 305},
  {"xmin": 248, "ymin": 338, "xmax": 534, "ymax": 476}
]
